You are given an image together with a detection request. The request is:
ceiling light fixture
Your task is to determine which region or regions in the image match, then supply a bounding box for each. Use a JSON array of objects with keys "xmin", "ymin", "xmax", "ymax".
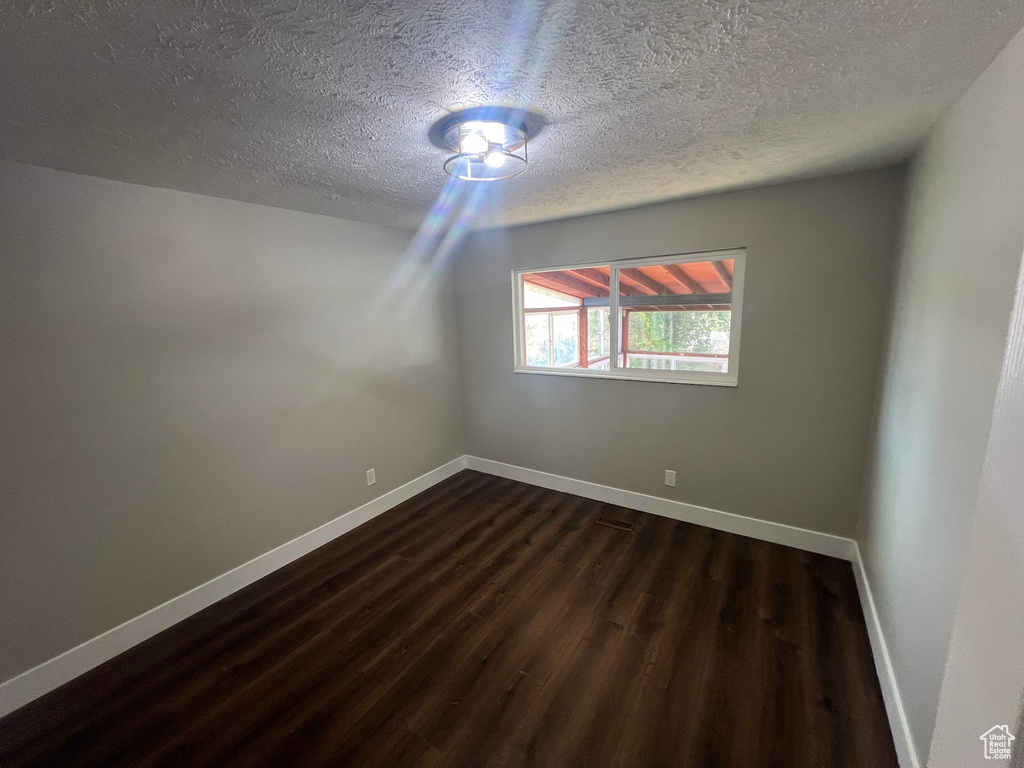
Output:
[{"xmin": 442, "ymin": 118, "xmax": 528, "ymax": 181}]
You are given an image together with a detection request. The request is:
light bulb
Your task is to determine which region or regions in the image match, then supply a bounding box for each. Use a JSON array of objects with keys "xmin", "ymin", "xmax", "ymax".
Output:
[
  {"xmin": 484, "ymin": 151, "xmax": 507, "ymax": 168},
  {"xmin": 481, "ymin": 122, "xmax": 507, "ymax": 144},
  {"xmin": 461, "ymin": 132, "xmax": 487, "ymax": 155}
]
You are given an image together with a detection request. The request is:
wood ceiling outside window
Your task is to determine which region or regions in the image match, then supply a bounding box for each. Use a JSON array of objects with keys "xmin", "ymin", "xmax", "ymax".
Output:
[{"xmin": 522, "ymin": 260, "xmax": 734, "ymax": 312}]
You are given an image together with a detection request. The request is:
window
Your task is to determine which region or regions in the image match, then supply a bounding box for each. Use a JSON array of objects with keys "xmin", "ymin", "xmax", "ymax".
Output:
[{"xmin": 513, "ymin": 249, "xmax": 745, "ymax": 386}]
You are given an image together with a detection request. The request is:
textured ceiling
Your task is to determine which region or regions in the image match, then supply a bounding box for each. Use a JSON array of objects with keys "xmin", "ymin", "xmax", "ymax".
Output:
[{"xmin": 1, "ymin": 1, "xmax": 1022, "ymax": 229}]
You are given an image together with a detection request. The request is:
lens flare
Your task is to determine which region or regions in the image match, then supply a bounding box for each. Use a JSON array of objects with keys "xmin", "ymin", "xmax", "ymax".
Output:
[{"xmin": 360, "ymin": 0, "xmax": 573, "ymax": 370}]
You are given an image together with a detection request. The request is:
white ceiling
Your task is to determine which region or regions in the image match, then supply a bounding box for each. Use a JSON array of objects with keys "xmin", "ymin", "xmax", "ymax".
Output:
[{"xmin": 1, "ymin": 1, "xmax": 1022, "ymax": 229}]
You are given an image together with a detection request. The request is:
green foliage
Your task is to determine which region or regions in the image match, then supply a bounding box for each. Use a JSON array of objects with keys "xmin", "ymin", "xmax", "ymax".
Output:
[{"xmin": 628, "ymin": 310, "xmax": 731, "ymax": 354}]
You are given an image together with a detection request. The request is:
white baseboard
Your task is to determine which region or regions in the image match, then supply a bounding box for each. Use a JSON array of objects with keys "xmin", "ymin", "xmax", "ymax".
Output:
[
  {"xmin": 0, "ymin": 456, "xmax": 468, "ymax": 719},
  {"xmin": 851, "ymin": 543, "xmax": 920, "ymax": 768},
  {"xmin": 464, "ymin": 456, "xmax": 857, "ymax": 561}
]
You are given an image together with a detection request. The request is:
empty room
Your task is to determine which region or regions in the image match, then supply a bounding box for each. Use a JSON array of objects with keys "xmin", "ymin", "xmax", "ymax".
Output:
[{"xmin": 2, "ymin": 1, "xmax": 1023, "ymax": 766}]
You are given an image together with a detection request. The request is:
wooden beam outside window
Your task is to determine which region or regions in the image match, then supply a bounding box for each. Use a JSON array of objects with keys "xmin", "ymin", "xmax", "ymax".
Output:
[
  {"xmin": 712, "ymin": 261, "xmax": 733, "ymax": 289},
  {"xmin": 578, "ymin": 306, "xmax": 588, "ymax": 369},
  {"xmin": 619, "ymin": 268, "xmax": 669, "ymax": 295},
  {"xmin": 663, "ymin": 264, "xmax": 705, "ymax": 294},
  {"xmin": 525, "ymin": 271, "xmax": 595, "ymax": 298}
]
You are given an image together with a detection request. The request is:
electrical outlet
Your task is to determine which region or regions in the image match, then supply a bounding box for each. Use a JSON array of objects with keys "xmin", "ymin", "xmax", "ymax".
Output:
[
  {"xmin": 366, "ymin": 468, "xmax": 376, "ymax": 486},
  {"xmin": 664, "ymin": 470, "xmax": 677, "ymax": 487}
]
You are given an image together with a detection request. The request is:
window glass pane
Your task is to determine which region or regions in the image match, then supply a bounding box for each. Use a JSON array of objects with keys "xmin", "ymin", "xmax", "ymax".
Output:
[
  {"xmin": 551, "ymin": 312, "xmax": 579, "ymax": 367},
  {"xmin": 521, "ymin": 268, "xmax": 610, "ymax": 370},
  {"xmin": 617, "ymin": 259, "xmax": 733, "ymax": 373},
  {"xmin": 524, "ymin": 314, "xmax": 550, "ymax": 367},
  {"xmin": 587, "ymin": 307, "xmax": 610, "ymax": 369}
]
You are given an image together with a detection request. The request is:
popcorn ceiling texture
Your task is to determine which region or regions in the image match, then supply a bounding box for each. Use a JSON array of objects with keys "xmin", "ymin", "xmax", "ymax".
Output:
[{"xmin": 1, "ymin": 0, "xmax": 1022, "ymax": 229}]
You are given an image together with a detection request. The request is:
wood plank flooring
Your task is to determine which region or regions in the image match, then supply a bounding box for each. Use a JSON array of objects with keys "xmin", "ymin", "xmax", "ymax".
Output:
[{"xmin": 0, "ymin": 470, "xmax": 898, "ymax": 767}]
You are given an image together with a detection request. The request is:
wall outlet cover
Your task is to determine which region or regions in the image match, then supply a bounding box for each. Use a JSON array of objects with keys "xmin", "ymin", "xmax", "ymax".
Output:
[
  {"xmin": 366, "ymin": 468, "xmax": 376, "ymax": 486},
  {"xmin": 664, "ymin": 470, "xmax": 677, "ymax": 487}
]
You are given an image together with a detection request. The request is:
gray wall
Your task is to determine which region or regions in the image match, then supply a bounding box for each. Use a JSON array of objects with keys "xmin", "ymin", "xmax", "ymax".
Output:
[
  {"xmin": 858, "ymin": 26, "xmax": 1024, "ymax": 761},
  {"xmin": 929, "ymin": 233, "xmax": 1024, "ymax": 767},
  {"xmin": 455, "ymin": 168, "xmax": 904, "ymax": 536},
  {"xmin": 0, "ymin": 162, "xmax": 464, "ymax": 683}
]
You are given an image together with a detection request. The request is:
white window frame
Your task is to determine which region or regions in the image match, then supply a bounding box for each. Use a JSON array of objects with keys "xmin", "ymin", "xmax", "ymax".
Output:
[{"xmin": 512, "ymin": 248, "xmax": 746, "ymax": 387}]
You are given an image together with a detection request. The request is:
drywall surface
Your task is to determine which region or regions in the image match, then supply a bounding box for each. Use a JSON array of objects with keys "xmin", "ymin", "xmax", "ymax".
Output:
[
  {"xmin": 455, "ymin": 168, "xmax": 903, "ymax": 537},
  {"xmin": 858, "ymin": 26, "xmax": 1024, "ymax": 760},
  {"xmin": 929, "ymin": 239, "xmax": 1024, "ymax": 767},
  {"xmin": 0, "ymin": 161, "xmax": 464, "ymax": 683},
  {"xmin": 1, "ymin": 1, "xmax": 1022, "ymax": 228}
]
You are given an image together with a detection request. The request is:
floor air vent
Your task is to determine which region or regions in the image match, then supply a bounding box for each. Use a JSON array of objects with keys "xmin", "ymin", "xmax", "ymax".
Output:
[{"xmin": 595, "ymin": 516, "xmax": 636, "ymax": 533}]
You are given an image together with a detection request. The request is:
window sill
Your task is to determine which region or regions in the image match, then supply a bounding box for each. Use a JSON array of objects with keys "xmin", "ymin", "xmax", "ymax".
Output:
[{"xmin": 513, "ymin": 366, "xmax": 738, "ymax": 387}]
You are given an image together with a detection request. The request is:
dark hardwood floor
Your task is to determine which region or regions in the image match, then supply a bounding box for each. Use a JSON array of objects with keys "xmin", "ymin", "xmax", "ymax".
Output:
[{"xmin": 0, "ymin": 470, "xmax": 897, "ymax": 767}]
